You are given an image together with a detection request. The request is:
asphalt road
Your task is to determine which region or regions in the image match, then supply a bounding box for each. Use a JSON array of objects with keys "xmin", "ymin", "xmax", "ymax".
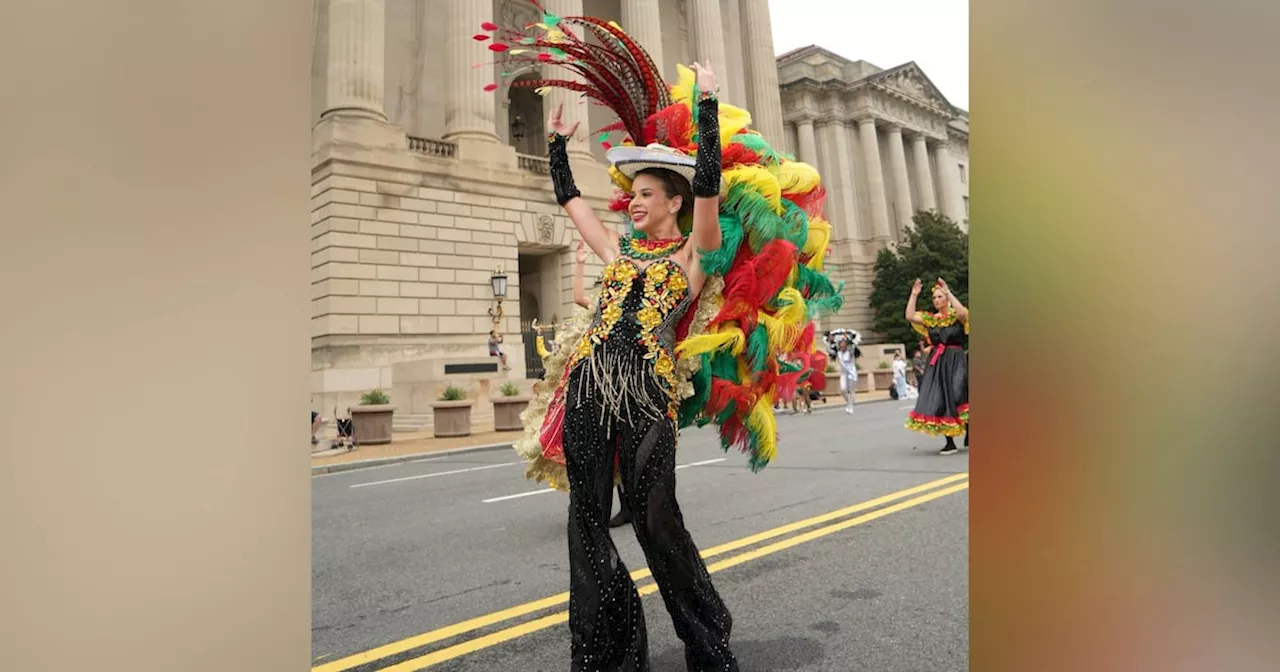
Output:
[{"xmin": 312, "ymin": 397, "xmax": 969, "ymax": 672}]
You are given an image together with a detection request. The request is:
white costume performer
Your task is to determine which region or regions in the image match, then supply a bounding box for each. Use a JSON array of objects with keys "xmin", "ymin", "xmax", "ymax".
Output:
[{"xmin": 830, "ymin": 329, "xmax": 861, "ymax": 414}]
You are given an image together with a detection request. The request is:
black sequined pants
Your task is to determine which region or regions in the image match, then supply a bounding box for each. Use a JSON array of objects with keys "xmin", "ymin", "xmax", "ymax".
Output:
[{"xmin": 563, "ymin": 370, "xmax": 738, "ymax": 672}]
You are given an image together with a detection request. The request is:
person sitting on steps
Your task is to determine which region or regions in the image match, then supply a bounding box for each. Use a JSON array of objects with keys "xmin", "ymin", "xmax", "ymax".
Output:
[{"xmin": 487, "ymin": 330, "xmax": 510, "ymax": 371}]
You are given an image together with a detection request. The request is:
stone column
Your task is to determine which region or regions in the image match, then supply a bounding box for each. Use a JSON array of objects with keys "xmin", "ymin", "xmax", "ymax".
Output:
[
  {"xmin": 815, "ymin": 120, "xmax": 858, "ymax": 241},
  {"xmin": 933, "ymin": 140, "xmax": 964, "ymax": 222},
  {"xmin": 885, "ymin": 124, "xmax": 914, "ymax": 235},
  {"xmin": 740, "ymin": 0, "xmax": 785, "ymax": 143},
  {"xmin": 910, "ymin": 133, "xmax": 937, "ymax": 211},
  {"xmin": 541, "ymin": 0, "xmax": 593, "ymax": 161},
  {"xmin": 690, "ymin": 0, "xmax": 730, "ymax": 102},
  {"xmin": 724, "ymin": 0, "xmax": 746, "ymax": 104},
  {"xmin": 444, "ymin": 0, "xmax": 498, "ymax": 143},
  {"xmin": 857, "ymin": 117, "xmax": 892, "ymax": 243},
  {"xmin": 796, "ymin": 118, "xmax": 819, "ymax": 166},
  {"xmin": 322, "ymin": 0, "xmax": 386, "ymax": 120},
  {"xmin": 621, "ymin": 0, "xmax": 664, "ymax": 80},
  {"xmin": 831, "ymin": 121, "xmax": 860, "ymax": 239}
]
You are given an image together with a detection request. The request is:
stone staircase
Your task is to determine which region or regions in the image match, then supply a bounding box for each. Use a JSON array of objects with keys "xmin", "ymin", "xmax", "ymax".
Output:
[
  {"xmin": 391, "ymin": 406, "xmax": 498, "ymax": 434},
  {"xmin": 392, "ymin": 413, "xmax": 432, "ymax": 433}
]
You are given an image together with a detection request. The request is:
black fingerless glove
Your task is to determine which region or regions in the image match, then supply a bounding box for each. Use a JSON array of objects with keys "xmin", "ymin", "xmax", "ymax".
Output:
[
  {"xmin": 547, "ymin": 134, "xmax": 581, "ymax": 206},
  {"xmin": 692, "ymin": 96, "xmax": 722, "ymax": 197}
]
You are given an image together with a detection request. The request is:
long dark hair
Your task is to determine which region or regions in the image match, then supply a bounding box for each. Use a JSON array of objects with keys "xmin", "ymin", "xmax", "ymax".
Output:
[{"xmin": 635, "ymin": 167, "xmax": 695, "ymax": 228}]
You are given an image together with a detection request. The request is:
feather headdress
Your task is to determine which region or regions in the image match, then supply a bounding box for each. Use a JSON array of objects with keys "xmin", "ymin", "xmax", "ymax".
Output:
[{"xmin": 488, "ymin": 1, "xmax": 844, "ymax": 483}]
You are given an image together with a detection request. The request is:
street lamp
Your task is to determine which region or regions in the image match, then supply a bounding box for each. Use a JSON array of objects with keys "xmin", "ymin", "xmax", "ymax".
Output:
[{"xmin": 488, "ymin": 265, "xmax": 508, "ymax": 336}]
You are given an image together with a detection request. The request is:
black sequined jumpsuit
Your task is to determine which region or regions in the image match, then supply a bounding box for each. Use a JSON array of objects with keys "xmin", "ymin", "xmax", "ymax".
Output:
[{"xmin": 561, "ymin": 254, "xmax": 738, "ymax": 672}]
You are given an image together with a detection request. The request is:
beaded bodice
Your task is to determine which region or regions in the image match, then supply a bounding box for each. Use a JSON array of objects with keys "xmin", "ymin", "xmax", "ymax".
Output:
[{"xmin": 566, "ymin": 255, "xmax": 694, "ymax": 421}]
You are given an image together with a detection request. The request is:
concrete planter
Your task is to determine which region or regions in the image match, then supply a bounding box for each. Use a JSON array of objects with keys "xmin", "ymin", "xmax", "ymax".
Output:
[
  {"xmin": 348, "ymin": 404, "xmax": 396, "ymax": 445},
  {"xmin": 823, "ymin": 372, "xmax": 843, "ymax": 397},
  {"xmin": 492, "ymin": 396, "xmax": 530, "ymax": 432},
  {"xmin": 872, "ymin": 369, "xmax": 895, "ymax": 390},
  {"xmin": 432, "ymin": 400, "xmax": 473, "ymax": 438}
]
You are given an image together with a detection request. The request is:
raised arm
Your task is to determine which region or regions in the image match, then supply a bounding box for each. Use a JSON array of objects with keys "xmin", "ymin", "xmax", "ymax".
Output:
[
  {"xmin": 547, "ymin": 103, "xmax": 619, "ymax": 265},
  {"xmin": 687, "ymin": 61, "xmax": 723, "ymax": 295},
  {"xmin": 906, "ymin": 278, "xmax": 924, "ymax": 324},
  {"xmin": 936, "ymin": 277, "xmax": 968, "ymax": 323},
  {"xmin": 572, "ymin": 241, "xmax": 591, "ymax": 309}
]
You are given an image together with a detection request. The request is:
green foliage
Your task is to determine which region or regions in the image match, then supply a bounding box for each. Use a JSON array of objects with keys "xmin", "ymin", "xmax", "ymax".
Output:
[
  {"xmin": 359, "ymin": 389, "xmax": 390, "ymax": 405},
  {"xmin": 877, "ymin": 359, "xmax": 891, "ymax": 370},
  {"xmin": 439, "ymin": 386, "xmax": 466, "ymax": 401},
  {"xmin": 868, "ymin": 211, "xmax": 969, "ymax": 355},
  {"xmin": 500, "ymin": 382, "xmax": 520, "ymax": 397}
]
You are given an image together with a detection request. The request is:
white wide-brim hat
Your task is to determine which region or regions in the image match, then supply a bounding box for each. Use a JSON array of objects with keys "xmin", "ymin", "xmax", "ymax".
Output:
[{"xmin": 606, "ymin": 143, "xmax": 697, "ymax": 184}]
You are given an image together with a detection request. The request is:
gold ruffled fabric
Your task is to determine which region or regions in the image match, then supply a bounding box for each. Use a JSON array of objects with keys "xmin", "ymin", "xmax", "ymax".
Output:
[{"xmin": 674, "ymin": 275, "xmax": 724, "ymax": 402}]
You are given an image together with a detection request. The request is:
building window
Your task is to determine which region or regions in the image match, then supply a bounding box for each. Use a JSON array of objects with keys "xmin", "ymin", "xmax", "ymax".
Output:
[
  {"xmin": 963, "ymin": 196, "xmax": 969, "ymax": 217},
  {"xmin": 958, "ymin": 164, "xmax": 966, "ymax": 184}
]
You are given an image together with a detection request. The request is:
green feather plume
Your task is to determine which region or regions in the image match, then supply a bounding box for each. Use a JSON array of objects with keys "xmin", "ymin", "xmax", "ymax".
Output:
[
  {"xmin": 701, "ymin": 213, "xmax": 743, "ymax": 276},
  {"xmin": 746, "ymin": 324, "xmax": 770, "ymax": 372}
]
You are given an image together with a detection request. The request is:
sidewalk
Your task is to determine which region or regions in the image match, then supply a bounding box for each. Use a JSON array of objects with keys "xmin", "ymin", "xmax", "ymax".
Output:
[
  {"xmin": 311, "ymin": 429, "xmax": 524, "ymax": 474},
  {"xmin": 311, "ymin": 390, "xmax": 894, "ymax": 475}
]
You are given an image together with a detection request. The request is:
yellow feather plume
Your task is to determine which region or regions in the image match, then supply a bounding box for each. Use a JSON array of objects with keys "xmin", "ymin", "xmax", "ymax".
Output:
[
  {"xmin": 723, "ymin": 165, "xmax": 783, "ymax": 214},
  {"xmin": 770, "ymin": 161, "xmax": 821, "ymax": 195},
  {"xmin": 757, "ymin": 310, "xmax": 805, "ymax": 353},
  {"xmin": 675, "ymin": 325, "xmax": 746, "ymax": 359},
  {"xmin": 717, "ymin": 104, "xmax": 752, "ymax": 144},
  {"xmin": 773, "ymin": 288, "xmax": 808, "ymax": 326},
  {"xmin": 746, "ymin": 393, "xmax": 778, "ymax": 464},
  {"xmin": 671, "ymin": 64, "xmax": 751, "ymax": 144},
  {"xmin": 671, "ymin": 64, "xmax": 696, "ymax": 104},
  {"xmin": 803, "ymin": 218, "xmax": 831, "ymax": 270}
]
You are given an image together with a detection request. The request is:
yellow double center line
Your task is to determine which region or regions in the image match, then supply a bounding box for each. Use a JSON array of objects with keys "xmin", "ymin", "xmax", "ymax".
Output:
[{"xmin": 314, "ymin": 472, "xmax": 969, "ymax": 672}]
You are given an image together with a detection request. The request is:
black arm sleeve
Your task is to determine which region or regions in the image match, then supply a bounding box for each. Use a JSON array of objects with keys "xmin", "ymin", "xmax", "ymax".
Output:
[
  {"xmin": 547, "ymin": 134, "xmax": 581, "ymax": 206},
  {"xmin": 692, "ymin": 96, "xmax": 721, "ymax": 197}
]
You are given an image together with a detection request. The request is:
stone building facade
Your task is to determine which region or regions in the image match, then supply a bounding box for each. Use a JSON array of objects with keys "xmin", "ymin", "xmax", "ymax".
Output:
[
  {"xmin": 777, "ymin": 46, "xmax": 969, "ymax": 333},
  {"xmin": 309, "ymin": 0, "xmax": 966, "ymax": 421}
]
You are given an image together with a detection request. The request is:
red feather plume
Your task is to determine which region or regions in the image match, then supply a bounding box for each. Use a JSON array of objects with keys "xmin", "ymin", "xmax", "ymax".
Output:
[
  {"xmin": 722, "ymin": 143, "xmax": 762, "ymax": 168},
  {"xmin": 749, "ymin": 239, "xmax": 798, "ymax": 305},
  {"xmin": 790, "ymin": 185, "xmax": 827, "ymax": 219}
]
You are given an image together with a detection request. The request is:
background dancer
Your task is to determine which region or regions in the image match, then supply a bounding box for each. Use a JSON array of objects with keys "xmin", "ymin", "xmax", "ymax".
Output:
[{"xmin": 905, "ymin": 278, "xmax": 970, "ymax": 454}]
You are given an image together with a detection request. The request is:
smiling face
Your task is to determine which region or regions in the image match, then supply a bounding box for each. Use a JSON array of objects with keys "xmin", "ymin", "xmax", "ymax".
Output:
[
  {"xmin": 628, "ymin": 170, "xmax": 688, "ymax": 236},
  {"xmin": 932, "ymin": 288, "xmax": 948, "ymax": 311}
]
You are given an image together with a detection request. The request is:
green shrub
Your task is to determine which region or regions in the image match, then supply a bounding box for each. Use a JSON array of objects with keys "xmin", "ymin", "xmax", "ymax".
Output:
[
  {"xmin": 360, "ymin": 389, "xmax": 390, "ymax": 405},
  {"xmin": 439, "ymin": 386, "xmax": 466, "ymax": 401},
  {"xmin": 500, "ymin": 382, "xmax": 520, "ymax": 397}
]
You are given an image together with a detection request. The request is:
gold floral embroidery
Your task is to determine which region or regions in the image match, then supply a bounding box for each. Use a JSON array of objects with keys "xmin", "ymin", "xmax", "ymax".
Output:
[
  {"xmin": 636, "ymin": 260, "xmax": 690, "ymax": 419},
  {"xmin": 566, "ymin": 258, "xmax": 691, "ymax": 421},
  {"xmin": 567, "ymin": 258, "xmax": 639, "ymax": 369},
  {"xmin": 637, "ymin": 306, "xmax": 662, "ymax": 331}
]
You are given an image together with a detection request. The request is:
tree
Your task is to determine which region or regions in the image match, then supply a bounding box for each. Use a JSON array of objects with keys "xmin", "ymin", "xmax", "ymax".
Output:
[{"xmin": 868, "ymin": 211, "xmax": 969, "ymax": 354}]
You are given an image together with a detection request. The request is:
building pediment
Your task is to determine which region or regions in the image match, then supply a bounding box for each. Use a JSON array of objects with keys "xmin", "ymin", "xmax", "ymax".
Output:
[{"xmin": 865, "ymin": 62, "xmax": 954, "ymax": 115}]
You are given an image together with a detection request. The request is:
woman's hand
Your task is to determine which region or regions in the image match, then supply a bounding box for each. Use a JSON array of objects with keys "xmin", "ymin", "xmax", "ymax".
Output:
[
  {"xmin": 691, "ymin": 61, "xmax": 718, "ymax": 96},
  {"xmin": 911, "ymin": 278, "xmax": 923, "ymax": 295},
  {"xmin": 936, "ymin": 277, "xmax": 950, "ymax": 294},
  {"xmin": 548, "ymin": 102, "xmax": 580, "ymax": 138}
]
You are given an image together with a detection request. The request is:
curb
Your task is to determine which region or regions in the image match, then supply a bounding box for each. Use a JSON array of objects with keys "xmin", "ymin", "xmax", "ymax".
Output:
[
  {"xmin": 311, "ymin": 397, "xmax": 900, "ymax": 476},
  {"xmin": 311, "ymin": 441, "xmax": 514, "ymax": 476}
]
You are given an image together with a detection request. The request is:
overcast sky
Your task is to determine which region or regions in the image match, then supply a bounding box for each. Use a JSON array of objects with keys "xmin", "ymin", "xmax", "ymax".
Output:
[{"xmin": 769, "ymin": 0, "xmax": 969, "ymax": 110}]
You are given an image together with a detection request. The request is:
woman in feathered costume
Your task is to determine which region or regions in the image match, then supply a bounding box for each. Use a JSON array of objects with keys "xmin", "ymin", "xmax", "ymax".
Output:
[{"xmin": 480, "ymin": 4, "xmax": 843, "ymax": 669}]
